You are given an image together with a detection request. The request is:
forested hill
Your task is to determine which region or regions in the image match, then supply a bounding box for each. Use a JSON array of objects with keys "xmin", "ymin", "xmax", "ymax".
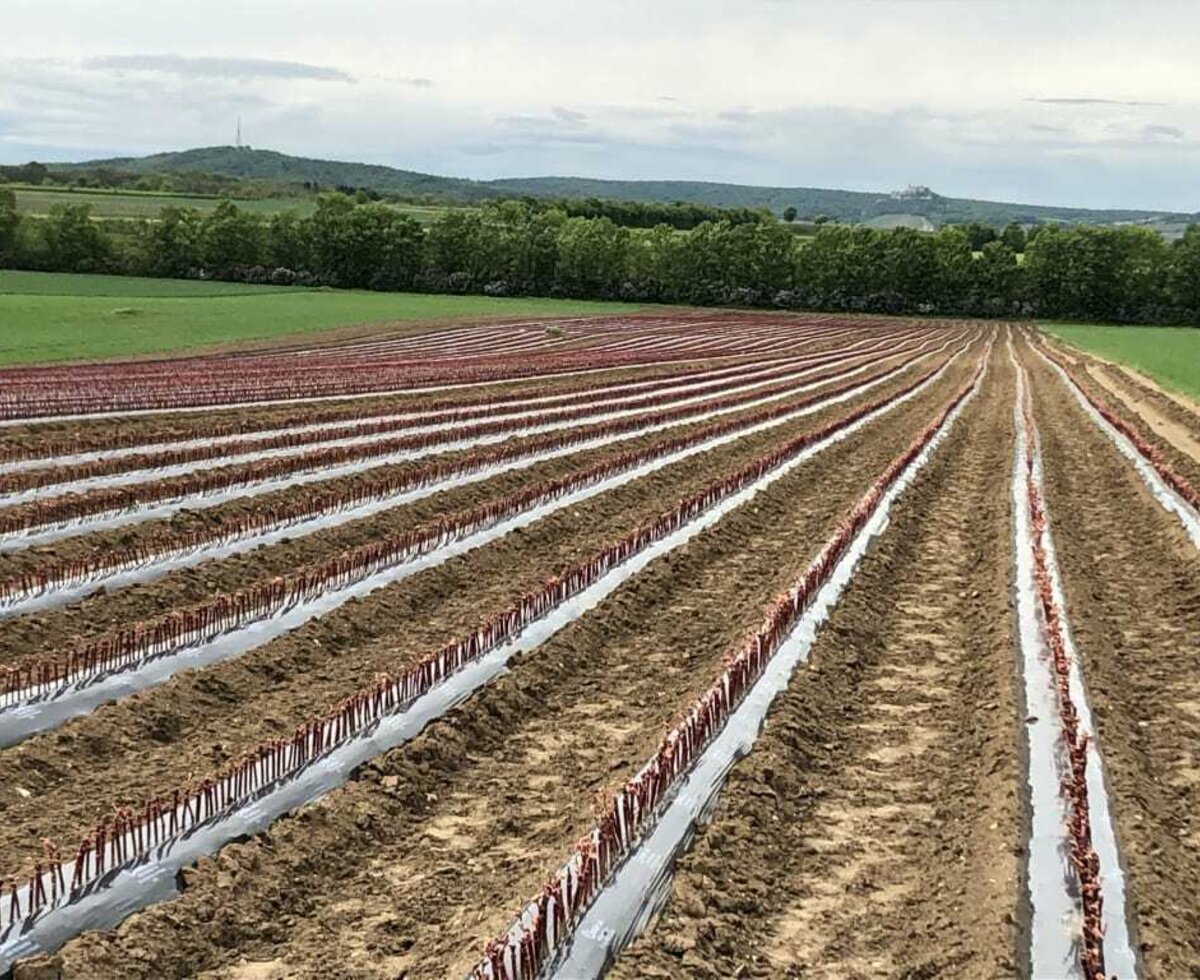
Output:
[{"xmin": 54, "ymin": 145, "xmax": 1194, "ymax": 227}]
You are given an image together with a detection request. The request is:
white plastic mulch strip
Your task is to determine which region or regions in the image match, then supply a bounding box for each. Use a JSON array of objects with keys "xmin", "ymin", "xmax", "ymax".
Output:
[
  {"xmin": 0, "ymin": 347, "xmax": 966, "ymax": 746},
  {"xmin": 0, "ymin": 348, "xmax": 936, "ymax": 615},
  {"xmin": 0, "ymin": 345, "xmax": 959, "ymax": 972},
  {"xmin": 0, "ymin": 349, "xmax": 759, "ymax": 427},
  {"xmin": 1011, "ymin": 348, "xmax": 1137, "ymax": 980},
  {"xmin": 1031, "ymin": 343, "xmax": 1200, "ymax": 550},
  {"xmin": 1, "ymin": 355, "xmax": 813, "ymax": 472},
  {"xmin": 0, "ymin": 340, "xmax": 949, "ymax": 557},
  {"xmin": 543, "ymin": 342, "xmax": 988, "ymax": 980},
  {"xmin": 0, "ymin": 350, "xmax": 912, "ymax": 616},
  {"xmin": 0, "ymin": 349, "xmax": 907, "ymax": 504}
]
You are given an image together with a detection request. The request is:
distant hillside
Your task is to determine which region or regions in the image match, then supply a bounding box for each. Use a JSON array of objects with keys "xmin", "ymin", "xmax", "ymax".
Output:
[
  {"xmin": 54, "ymin": 146, "xmax": 495, "ymax": 201},
  {"xmin": 53, "ymin": 146, "xmax": 1196, "ymax": 228},
  {"xmin": 489, "ymin": 177, "xmax": 1192, "ymax": 228}
]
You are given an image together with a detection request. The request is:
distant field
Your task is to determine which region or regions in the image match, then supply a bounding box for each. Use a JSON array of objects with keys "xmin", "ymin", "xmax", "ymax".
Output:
[
  {"xmin": 0, "ymin": 270, "xmax": 640, "ymax": 364},
  {"xmin": 11, "ymin": 186, "xmax": 454, "ymax": 222},
  {"xmin": 0, "ymin": 270, "xmax": 310, "ymax": 297},
  {"xmin": 1043, "ymin": 322, "xmax": 1200, "ymax": 401},
  {"xmin": 13, "ymin": 186, "xmax": 316, "ymax": 219}
]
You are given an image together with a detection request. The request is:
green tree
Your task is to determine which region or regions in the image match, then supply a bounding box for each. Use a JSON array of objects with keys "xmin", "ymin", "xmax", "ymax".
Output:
[
  {"xmin": 1168, "ymin": 225, "xmax": 1200, "ymax": 324},
  {"xmin": 201, "ymin": 201, "xmax": 264, "ymax": 275},
  {"xmin": 554, "ymin": 216, "xmax": 629, "ymax": 297},
  {"xmin": 310, "ymin": 196, "xmax": 422, "ymax": 289},
  {"xmin": 43, "ymin": 203, "xmax": 108, "ymax": 272},
  {"xmin": 140, "ymin": 207, "xmax": 205, "ymax": 278},
  {"xmin": 424, "ymin": 209, "xmax": 486, "ymax": 289},
  {"xmin": 782, "ymin": 206, "xmax": 798, "ymax": 223},
  {"xmin": 971, "ymin": 241, "xmax": 1023, "ymax": 315},
  {"xmin": 0, "ymin": 187, "xmax": 19, "ymax": 265},
  {"xmin": 265, "ymin": 211, "xmax": 312, "ymax": 270},
  {"xmin": 1025, "ymin": 225, "xmax": 1171, "ymax": 321},
  {"xmin": 930, "ymin": 226, "xmax": 975, "ymax": 310},
  {"xmin": 959, "ymin": 221, "xmax": 998, "ymax": 252},
  {"xmin": 1000, "ymin": 221, "xmax": 1027, "ymax": 253}
]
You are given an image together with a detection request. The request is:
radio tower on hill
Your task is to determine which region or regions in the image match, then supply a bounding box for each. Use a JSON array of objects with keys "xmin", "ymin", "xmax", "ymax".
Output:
[{"xmin": 236, "ymin": 116, "xmax": 243, "ymax": 148}]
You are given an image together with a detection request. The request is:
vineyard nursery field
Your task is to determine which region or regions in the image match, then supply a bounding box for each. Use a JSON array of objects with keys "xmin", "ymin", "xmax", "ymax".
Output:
[{"xmin": 0, "ymin": 305, "xmax": 1195, "ymax": 980}]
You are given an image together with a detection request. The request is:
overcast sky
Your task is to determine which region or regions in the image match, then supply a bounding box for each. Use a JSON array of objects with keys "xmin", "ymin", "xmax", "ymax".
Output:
[{"xmin": 2, "ymin": 0, "xmax": 1197, "ymax": 211}]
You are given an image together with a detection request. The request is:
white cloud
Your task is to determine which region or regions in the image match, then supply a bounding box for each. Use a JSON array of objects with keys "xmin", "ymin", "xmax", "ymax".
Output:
[
  {"xmin": 0, "ymin": 0, "xmax": 1197, "ymax": 210},
  {"xmin": 82, "ymin": 55, "xmax": 354, "ymax": 82}
]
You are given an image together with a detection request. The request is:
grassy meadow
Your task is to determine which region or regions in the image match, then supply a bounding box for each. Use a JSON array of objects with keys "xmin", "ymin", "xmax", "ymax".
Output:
[
  {"xmin": 0, "ymin": 270, "xmax": 640, "ymax": 365},
  {"xmin": 12, "ymin": 185, "xmax": 455, "ymax": 223},
  {"xmin": 1043, "ymin": 322, "xmax": 1200, "ymax": 402}
]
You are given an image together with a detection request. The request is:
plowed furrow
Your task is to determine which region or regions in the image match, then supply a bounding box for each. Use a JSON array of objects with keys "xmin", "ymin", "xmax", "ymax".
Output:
[
  {"xmin": 611, "ymin": 341, "xmax": 1019, "ymax": 980},
  {"xmin": 1027, "ymin": 346, "xmax": 1200, "ymax": 979},
  {"xmin": 34, "ymin": 355, "xmax": 976, "ymax": 980}
]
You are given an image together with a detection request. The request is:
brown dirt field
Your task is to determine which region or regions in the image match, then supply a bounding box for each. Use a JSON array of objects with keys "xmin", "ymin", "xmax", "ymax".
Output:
[
  {"xmin": 1026, "ymin": 343, "xmax": 1200, "ymax": 979},
  {"xmin": 29, "ymin": 351, "xmax": 982, "ymax": 980},
  {"xmin": 611, "ymin": 335, "xmax": 1020, "ymax": 979},
  {"xmin": 1081, "ymin": 362, "xmax": 1200, "ymax": 490},
  {"xmin": 1102, "ymin": 364, "xmax": 1200, "ymax": 438},
  {"xmin": 0, "ymin": 319, "xmax": 891, "ymax": 458},
  {"xmin": 0, "ymin": 319, "xmax": 912, "ymax": 460},
  {"xmin": 0, "ymin": 357, "xmax": 976, "ymax": 883},
  {"xmin": 0, "ymin": 350, "xmax": 947, "ymax": 667},
  {"xmin": 0, "ymin": 338, "xmax": 903, "ymax": 504},
  {"xmin": 0, "ymin": 338, "xmax": 907, "ymax": 586},
  {"xmin": 0, "ymin": 353, "xmax": 753, "ymax": 458}
]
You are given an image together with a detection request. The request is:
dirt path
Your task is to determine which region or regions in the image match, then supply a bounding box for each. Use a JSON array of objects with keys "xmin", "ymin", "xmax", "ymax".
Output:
[
  {"xmin": 1094, "ymin": 357, "xmax": 1200, "ymax": 420},
  {"xmin": 1085, "ymin": 365, "xmax": 1200, "ymax": 462},
  {"xmin": 610, "ymin": 336, "xmax": 1019, "ymax": 979},
  {"xmin": 1080, "ymin": 363, "xmax": 1200, "ymax": 496},
  {"xmin": 1027, "ymin": 345, "xmax": 1200, "ymax": 979},
  {"xmin": 33, "ymin": 355, "xmax": 982, "ymax": 980},
  {"xmin": 0, "ymin": 360, "xmax": 975, "ymax": 883}
]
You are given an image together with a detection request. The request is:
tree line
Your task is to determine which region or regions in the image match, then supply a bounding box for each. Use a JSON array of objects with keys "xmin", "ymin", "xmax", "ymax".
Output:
[{"xmin": 1, "ymin": 189, "xmax": 1197, "ymax": 325}]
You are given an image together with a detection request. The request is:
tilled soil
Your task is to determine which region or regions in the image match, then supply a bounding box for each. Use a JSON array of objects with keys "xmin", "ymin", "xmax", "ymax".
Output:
[
  {"xmin": 0, "ymin": 354, "xmax": 747, "ymax": 459},
  {"xmin": 0, "ymin": 342, "xmax": 914, "ymax": 586},
  {"xmin": 0, "ymin": 352, "xmax": 936, "ymax": 664},
  {"xmin": 0, "ymin": 357, "xmax": 976, "ymax": 884},
  {"xmin": 0, "ymin": 346, "xmax": 888, "ymax": 497},
  {"xmin": 1026, "ymin": 344, "xmax": 1200, "ymax": 979},
  {"xmin": 34, "ymin": 350, "xmax": 982, "ymax": 979},
  {"xmin": 611, "ymin": 335, "xmax": 1020, "ymax": 979},
  {"xmin": 1042, "ymin": 339, "xmax": 1200, "ymax": 493},
  {"xmin": 1082, "ymin": 360, "xmax": 1200, "ymax": 487},
  {"xmin": 0, "ymin": 326, "xmax": 874, "ymax": 459}
]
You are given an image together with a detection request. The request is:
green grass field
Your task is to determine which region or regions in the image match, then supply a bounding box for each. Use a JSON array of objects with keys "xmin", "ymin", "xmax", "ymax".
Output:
[
  {"xmin": 0, "ymin": 271, "xmax": 640, "ymax": 365},
  {"xmin": 1043, "ymin": 322, "xmax": 1200, "ymax": 401},
  {"xmin": 12, "ymin": 186, "xmax": 455, "ymax": 223},
  {"xmin": 13, "ymin": 186, "xmax": 317, "ymax": 219}
]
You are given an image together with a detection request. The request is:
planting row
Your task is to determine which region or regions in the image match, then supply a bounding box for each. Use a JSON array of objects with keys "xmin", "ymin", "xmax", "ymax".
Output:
[
  {"xmin": 0, "ymin": 341, "xmax": 947, "ymax": 611},
  {"xmin": 612, "ymin": 336, "xmax": 1019, "ymax": 980},
  {"xmin": 0, "ymin": 352, "xmax": 786, "ymax": 462},
  {"xmin": 468, "ymin": 349, "xmax": 988, "ymax": 979},
  {"xmin": 1014, "ymin": 352, "xmax": 1132, "ymax": 979},
  {"xmin": 0, "ymin": 346, "xmax": 961, "ymax": 713},
  {"xmin": 0, "ymin": 340, "xmax": 914, "ymax": 498},
  {"xmin": 1035, "ymin": 339, "xmax": 1200, "ymax": 525},
  {"xmin": 1026, "ymin": 343, "xmax": 1200, "ymax": 979},
  {"xmin": 0, "ymin": 343, "xmax": 925, "ymax": 543},
  {"xmin": 0, "ymin": 344, "xmax": 978, "ymax": 941},
  {"xmin": 0, "ymin": 349, "xmax": 833, "ymax": 470},
  {"xmin": 0, "ymin": 346, "xmax": 974, "ymax": 917},
  {"xmin": 0, "ymin": 313, "xmax": 854, "ymax": 420}
]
